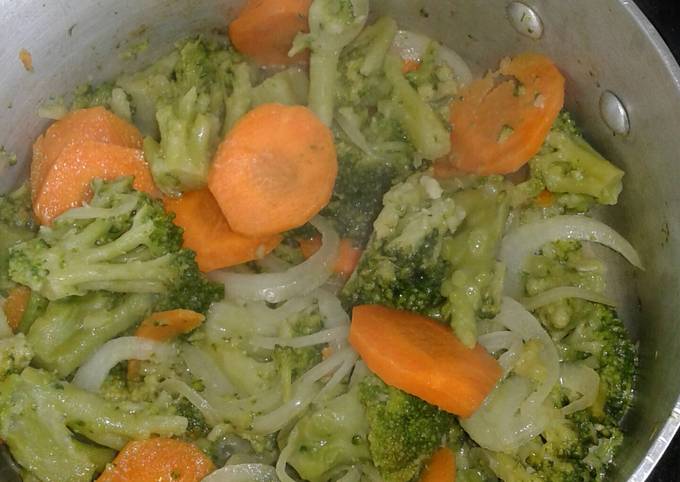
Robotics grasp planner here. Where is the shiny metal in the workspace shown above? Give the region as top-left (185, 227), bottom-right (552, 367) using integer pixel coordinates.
top-left (600, 90), bottom-right (631, 136)
top-left (506, 2), bottom-right (543, 39)
top-left (1, 0), bottom-right (680, 480)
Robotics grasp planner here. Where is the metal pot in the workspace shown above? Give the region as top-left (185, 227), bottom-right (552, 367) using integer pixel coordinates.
top-left (0, 0), bottom-right (678, 480)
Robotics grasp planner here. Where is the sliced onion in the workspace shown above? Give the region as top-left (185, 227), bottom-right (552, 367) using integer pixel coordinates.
top-left (391, 30), bottom-right (473, 85)
top-left (478, 331), bottom-right (524, 376)
top-left (202, 464), bottom-right (279, 482)
top-left (336, 107), bottom-right (386, 161)
top-left (257, 254), bottom-right (292, 273)
top-left (72, 336), bottom-right (174, 392)
top-left (521, 286), bottom-right (616, 312)
top-left (276, 431), bottom-right (298, 482)
top-left (181, 344), bottom-right (235, 396)
top-left (160, 378), bottom-right (222, 427)
top-left (250, 326), bottom-right (349, 350)
top-left (0, 300), bottom-right (13, 339)
top-left (215, 217), bottom-right (340, 303)
top-left (316, 289), bottom-right (350, 328)
top-left (500, 215), bottom-right (643, 298)
top-left (560, 363), bottom-right (600, 415)
top-left (337, 468), bottom-right (361, 482)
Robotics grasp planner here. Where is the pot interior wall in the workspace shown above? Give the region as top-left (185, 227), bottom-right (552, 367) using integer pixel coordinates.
top-left (1, 0), bottom-right (680, 480)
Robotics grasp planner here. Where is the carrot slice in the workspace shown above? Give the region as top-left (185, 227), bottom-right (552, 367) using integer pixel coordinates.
top-left (31, 106), bottom-right (143, 202)
top-left (208, 103), bottom-right (337, 237)
top-left (33, 140), bottom-right (157, 225)
top-left (349, 305), bottom-right (502, 417)
top-left (3, 286), bottom-right (31, 332)
top-left (420, 447), bottom-right (456, 482)
top-left (229, 0), bottom-right (312, 65)
top-left (402, 59), bottom-right (422, 74)
top-left (449, 53), bottom-right (564, 175)
top-left (164, 189), bottom-right (281, 272)
top-left (96, 438), bottom-right (214, 482)
top-left (535, 189), bottom-right (555, 208)
top-left (299, 236), bottom-right (362, 278)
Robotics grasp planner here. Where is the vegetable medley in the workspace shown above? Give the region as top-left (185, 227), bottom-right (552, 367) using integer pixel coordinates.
top-left (0, 0), bottom-right (639, 481)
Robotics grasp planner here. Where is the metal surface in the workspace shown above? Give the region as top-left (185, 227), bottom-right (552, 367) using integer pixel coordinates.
top-left (1, 0), bottom-right (680, 480)
top-left (600, 90), bottom-right (631, 136)
top-left (506, 2), bottom-right (543, 39)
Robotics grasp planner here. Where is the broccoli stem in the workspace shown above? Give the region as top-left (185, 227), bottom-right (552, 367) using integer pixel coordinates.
top-left (309, 49), bottom-right (341, 126)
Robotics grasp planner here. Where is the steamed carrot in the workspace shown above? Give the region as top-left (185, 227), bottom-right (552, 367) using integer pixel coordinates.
top-left (535, 189), bottom-right (555, 208)
top-left (33, 140), bottom-right (157, 225)
top-left (128, 309), bottom-right (205, 380)
top-left (3, 286), bottom-right (31, 332)
top-left (96, 438), bottom-right (214, 482)
top-left (349, 305), bottom-right (502, 417)
top-left (164, 189), bottom-right (281, 272)
top-left (448, 53), bottom-right (564, 175)
top-left (208, 103), bottom-right (337, 237)
top-left (402, 59), bottom-right (422, 74)
top-left (420, 447), bottom-right (457, 482)
top-left (31, 106), bottom-right (143, 202)
top-left (229, 0), bottom-right (312, 65)
top-left (299, 236), bottom-right (362, 278)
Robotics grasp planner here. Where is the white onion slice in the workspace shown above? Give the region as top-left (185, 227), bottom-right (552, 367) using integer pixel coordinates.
top-left (276, 434), bottom-right (297, 482)
top-left (316, 288), bottom-right (350, 328)
top-left (202, 464), bottom-right (279, 482)
top-left (257, 254), bottom-right (292, 273)
top-left (181, 344), bottom-right (235, 396)
top-left (478, 331), bottom-right (524, 376)
top-left (160, 378), bottom-right (222, 426)
top-left (521, 286), bottom-right (616, 312)
top-left (215, 217), bottom-right (340, 303)
top-left (500, 215), bottom-right (643, 298)
top-left (250, 326), bottom-right (349, 350)
top-left (72, 336), bottom-right (174, 392)
top-left (337, 468), bottom-right (361, 482)
top-left (391, 30), bottom-right (473, 85)
top-left (560, 363), bottom-right (600, 415)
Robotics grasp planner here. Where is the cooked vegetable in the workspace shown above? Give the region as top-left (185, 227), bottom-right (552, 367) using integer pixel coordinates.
top-left (0, 184), bottom-right (39, 292)
top-left (10, 177), bottom-right (222, 310)
top-left (0, 368), bottom-right (187, 482)
top-left (419, 447), bottom-right (456, 482)
top-left (299, 236), bottom-right (362, 278)
top-left (96, 438), bottom-right (214, 482)
top-left (449, 53), bottom-right (565, 174)
top-left (208, 103), bottom-right (337, 236)
top-left (349, 304), bottom-right (502, 417)
top-left (3, 285), bottom-right (30, 331)
top-left (229, 0), bottom-right (312, 66)
top-left (0, 334), bottom-right (33, 380)
top-left (164, 188), bottom-right (281, 272)
top-left (529, 112), bottom-right (625, 205)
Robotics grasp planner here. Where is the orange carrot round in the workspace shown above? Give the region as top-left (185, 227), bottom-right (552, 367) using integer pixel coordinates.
top-left (31, 107), bottom-right (143, 202)
top-left (420, 447), bottom-right (457, 482)
top-left (33, 140), bottom-right (157, 225)
top-left (349, 305), bottom-right (502, 417)
top-left (449, 53), bottom-right (564, 175)
top-left (208, 103), bottom-right (337, 237)
top-left (229, 0), bottom-right (312, 65)
top-left (164, 189), bottom-right (281, 272)
top-left (3, 286), bottom-right (31, 332)
top-left (299, 236), bottom-right (362, 278)
top-left (96, 438), bottom-right (214, 482)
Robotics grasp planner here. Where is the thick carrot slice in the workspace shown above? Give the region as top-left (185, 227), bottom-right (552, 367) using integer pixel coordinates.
top-left (229, 0), bottom-right (312, 65)
top-left (349, 305), bottom-right (502, 417)
top-left (299, 236), bottom-right (362, 278)
top-left (164, 189), bottom-right (281, 272)
top-left (33, 140), bottom-right (157, 225)
top-left (402, 59), bottom-right (422, 74)
top-left (208, 103), bottom-right (337, 237)
top-left (420, 447), bottom-right (456, 482)
top-left (96, 438), bottom-right (214, 482)
top-left (449, 53), bottom-right (564, 175)
top-left (3, 286), bottom-right (31, 332)
top-left (31, 106), bottom-right (143, 202)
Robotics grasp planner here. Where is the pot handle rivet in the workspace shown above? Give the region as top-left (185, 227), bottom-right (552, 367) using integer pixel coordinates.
top-left (600, 90), bottom-right (630, 136)
top-left (507, 2), bottom-right (543, 39)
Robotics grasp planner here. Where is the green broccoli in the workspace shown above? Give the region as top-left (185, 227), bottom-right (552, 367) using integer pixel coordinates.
top-left (0, 367), bottom-right (187, 482)
top-left (251, 67), bottom-right (309, 108)
top-left (0, 334), bottom-right (33, 380)
top-left (0, 183), bottom-right (38, 293)
top-left (8, 177), bottom-right (222, 311)
top-left (287, 383), bottom-right (371, 481)
top-left (359, 374), bottom-right (457, 482)
top-left (291, 0), bottom-right (369, 125)
top-left (529, 112), bottom-right (624, 205)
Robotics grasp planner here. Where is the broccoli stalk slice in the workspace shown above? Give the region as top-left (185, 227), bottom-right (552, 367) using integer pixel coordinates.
top-left (529, 112), bottom-right (624, 205)
top-left (224, 62), bottom-right (253, 132)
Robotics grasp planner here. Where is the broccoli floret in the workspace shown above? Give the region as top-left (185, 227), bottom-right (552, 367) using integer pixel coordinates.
top-left (8, 177), bottom-right (222, 311)
top-left (175, 397), bottom-right (211, 440)
top-left (0, 334), bottom-right (33, 380)
top-left (291, 0), bottom-right (369, 125)
top-left (529, 112), bottom-right (624, 206)
top-left (359, 374), bottom-right (457, 482)
top-left (26, 291), bottom-right (156, 377)
top-left (251, 68), bottom-right (309, 107)
top-left (287, 383), bottom-right (371, 481)
top-left (0, 184), bottom-right (38, 293)
top-left (0, 367), bottom-right (187, 482)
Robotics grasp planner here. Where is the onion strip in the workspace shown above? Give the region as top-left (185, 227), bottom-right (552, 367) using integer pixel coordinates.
top-left (521, 286), bottom-right (616, 311)
top-left (250, 326), bottom-right (349, 350)
top-left (202, 464), bottom-right (279, 482)
top-left (160, 378), bottom-right (223, 427)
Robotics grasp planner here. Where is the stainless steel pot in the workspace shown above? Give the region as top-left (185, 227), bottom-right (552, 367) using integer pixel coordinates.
top-left (1, 0), bottom-right (679, 480)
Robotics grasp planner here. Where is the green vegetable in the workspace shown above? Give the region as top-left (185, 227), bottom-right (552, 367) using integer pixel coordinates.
top-left (529, 112), bottom-right (624, 205)
top-left (0, 334), bottom-right (33, 381)
top-left (291, 0), bottom-right (369, 125)
top-left (0, 367), bottom-right (187, 482)
top-left (251, 68), bottom-right (309, 107)
top-left (0, 184), bottom-right (38, 293)
top-left (8, 177), bottom-right (222, 312)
